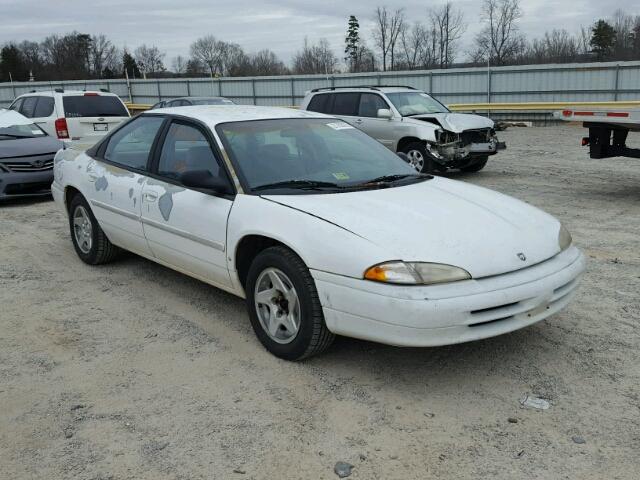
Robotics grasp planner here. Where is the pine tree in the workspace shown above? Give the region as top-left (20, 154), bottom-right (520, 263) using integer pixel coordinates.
top-left (122, 49), bottom-right (141, 78)
top-left (344, 15), bottom-right (360, 72)
top-left (590, 20), bottom-right (616, 60)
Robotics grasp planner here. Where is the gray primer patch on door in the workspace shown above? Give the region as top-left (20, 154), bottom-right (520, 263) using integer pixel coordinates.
top-left (158, 192), bottom-right (173, 221)
top-left (95, 176), bottom-right (108, 191)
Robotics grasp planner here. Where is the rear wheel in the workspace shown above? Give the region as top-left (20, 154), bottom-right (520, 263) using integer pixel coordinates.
top-left (400, 142), bottom-right (438, 173)
top-left (460, 156), bottom-right (489, 172)
top-left (68, 194), bottom-right (120, 265)
top-left (246, 246), bottom-right (334, 360)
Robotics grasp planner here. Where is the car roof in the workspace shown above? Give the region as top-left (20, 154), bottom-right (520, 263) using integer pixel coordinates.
top-left (173, 96), bottom-right (229, 101)
top-left (309, 86), bottom-right (420, 94)
top-left (143, 105), bottom-right (329, 126)
top-left (18, 90), bottom-right (119, 97)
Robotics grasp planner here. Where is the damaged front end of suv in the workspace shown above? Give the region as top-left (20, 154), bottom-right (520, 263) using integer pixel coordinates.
top-left (428, 127), bottom-right (503, 167)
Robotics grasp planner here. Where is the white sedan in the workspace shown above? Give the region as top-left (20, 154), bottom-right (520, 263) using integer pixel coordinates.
top-left (52, 105), bottom-right (585, 360)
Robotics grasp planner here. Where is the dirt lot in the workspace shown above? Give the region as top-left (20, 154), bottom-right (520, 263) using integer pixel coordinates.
top-left (1, 124), bottom-right (639, 479)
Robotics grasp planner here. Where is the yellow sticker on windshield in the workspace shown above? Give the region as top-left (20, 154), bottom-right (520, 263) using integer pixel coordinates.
top-left (332, 172), bottom-right (350, 180)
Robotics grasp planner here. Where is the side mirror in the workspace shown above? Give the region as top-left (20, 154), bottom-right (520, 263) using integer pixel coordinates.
top-left (377, 108), bottom-right (393, 119)
top-left (180, 169), bottom-right (231, 194)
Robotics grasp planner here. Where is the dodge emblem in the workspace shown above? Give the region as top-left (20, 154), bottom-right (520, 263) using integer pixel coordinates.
top-left (517, 253), bottom-right (527, 261)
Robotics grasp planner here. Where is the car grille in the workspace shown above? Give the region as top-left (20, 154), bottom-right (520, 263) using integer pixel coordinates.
top-left (460, 128), bottom-right (493, 145)
top-left (0, 154), bottom-right (55, 172)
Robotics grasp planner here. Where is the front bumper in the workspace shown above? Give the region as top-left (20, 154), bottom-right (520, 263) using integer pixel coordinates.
top-left (0, 170), bottom-right (53, 199)
top-left (312, 246), bottom-right (585, 347)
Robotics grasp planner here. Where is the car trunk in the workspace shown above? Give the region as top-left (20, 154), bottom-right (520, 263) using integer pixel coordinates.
top-left (62, 94), bottom-right (129, 143)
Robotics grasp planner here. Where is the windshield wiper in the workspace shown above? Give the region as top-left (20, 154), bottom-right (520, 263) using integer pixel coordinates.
top-left (0, 133), bottom-right (35, 139)
top-left (253, 179), bottom-right (344, 191)
top-left (362, 173), bottom-right (430, 184)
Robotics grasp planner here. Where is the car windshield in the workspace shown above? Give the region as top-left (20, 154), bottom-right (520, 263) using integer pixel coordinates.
top-left (192, 98), bottom-right (234, 105)
top-left (217, 118), bottom-right (427, 194)
top-left (0, 122), bottom-right (46, 140)
top-left (386, 92), bottom-right (450, 116)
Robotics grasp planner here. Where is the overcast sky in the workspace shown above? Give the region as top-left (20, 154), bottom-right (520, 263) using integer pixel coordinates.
top-left (1, 0), bottom-right (638, 65)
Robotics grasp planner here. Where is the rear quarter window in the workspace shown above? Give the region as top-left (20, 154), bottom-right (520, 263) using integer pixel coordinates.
top-left (306, 94), bottom-right (330, 113)
top-left (63, 95), bottom-right (128, 118)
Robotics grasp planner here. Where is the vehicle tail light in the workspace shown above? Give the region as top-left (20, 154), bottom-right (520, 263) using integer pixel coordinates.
top-left (581, 137), bottom-right (590, 146)
top-left (562, 110), bottom-right (572, 117)
top-left (84, 92), bottom-right (99, 96)
top-left (55, 118), bottom-right (69, 139)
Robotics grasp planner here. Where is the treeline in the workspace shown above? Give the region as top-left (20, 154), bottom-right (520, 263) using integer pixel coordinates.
top-left (0, 1), bottom-right (639, 83)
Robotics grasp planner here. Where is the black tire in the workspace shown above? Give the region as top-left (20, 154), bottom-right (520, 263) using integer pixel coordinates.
top-left (460, 156), bottom-right (489, 172)
top-left (245, 246), bottom-right (334, 360)
top-left (400, 141), bottom-right (438, 173)
top-left (68, 194), bottom-right (120, 265)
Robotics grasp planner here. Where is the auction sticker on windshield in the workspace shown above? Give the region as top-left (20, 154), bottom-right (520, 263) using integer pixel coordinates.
top-left (326, 122), bottom-right (354, 130)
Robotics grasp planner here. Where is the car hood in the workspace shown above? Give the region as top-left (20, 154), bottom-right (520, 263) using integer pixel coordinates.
top-left (263, 177), bottom-right (563, 278)
top-left (0, 136), bottom-right (63, 159)
top-left (408, 113), bottom-right (494, 133)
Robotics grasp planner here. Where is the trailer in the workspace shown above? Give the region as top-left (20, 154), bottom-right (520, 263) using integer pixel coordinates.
top-left (555, 108), bottom-right (640, 159)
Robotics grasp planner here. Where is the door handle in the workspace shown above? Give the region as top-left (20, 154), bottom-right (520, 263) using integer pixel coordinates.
top-left (143, 192), bottom-right (158, 202)
top-left (355, 118), bottom-right (363, 124)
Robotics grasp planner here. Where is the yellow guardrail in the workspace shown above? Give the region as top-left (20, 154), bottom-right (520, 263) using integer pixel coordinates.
top-left (448, 101), bottom-right (640, 111)
top-left (124, 102), bottom-right (152, 114)
top-left (124, 100), bottom-right (640, 115)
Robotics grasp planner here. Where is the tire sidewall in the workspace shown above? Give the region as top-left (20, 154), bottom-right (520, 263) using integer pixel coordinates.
top-left (68, 195), bottom-right (101, 264)
top-left (401, 142), bottom-right (437, 173)
top-left (245, 248), bottom-right (321, 360)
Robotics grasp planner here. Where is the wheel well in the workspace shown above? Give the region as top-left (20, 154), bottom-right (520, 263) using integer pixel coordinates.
top-left (64, 186), bottom-right (81, 212)
top-left (235, 235), bottom-right (289, 289)
top-left (396, 137), bottom-right (423, 152)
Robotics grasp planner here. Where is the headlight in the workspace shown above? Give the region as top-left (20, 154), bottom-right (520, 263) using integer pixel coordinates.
top-left (364, 261), bottom-right (471, 285)
top-left (558, 224), bottom-right (572, 251)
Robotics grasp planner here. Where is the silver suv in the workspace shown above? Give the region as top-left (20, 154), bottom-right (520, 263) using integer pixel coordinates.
top-left (300, 86), bottom-right (503, 173)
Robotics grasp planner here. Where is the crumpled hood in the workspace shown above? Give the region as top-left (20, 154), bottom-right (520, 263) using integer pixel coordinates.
top-left (264, 177), bottom-right (563, 278)
top-left (0, 136), bottom-right (63, 159)
top-left (408, 112), bottom-right (494, 133)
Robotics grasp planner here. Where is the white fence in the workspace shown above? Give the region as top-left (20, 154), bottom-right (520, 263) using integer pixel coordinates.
top-left (1, 60), bottom-right (639, 109)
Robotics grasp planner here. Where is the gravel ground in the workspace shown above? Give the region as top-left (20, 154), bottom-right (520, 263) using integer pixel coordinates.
top-left (1, 124), bottom-right (639, 479)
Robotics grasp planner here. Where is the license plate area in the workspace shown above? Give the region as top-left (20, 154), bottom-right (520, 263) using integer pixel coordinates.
top-left (93, 123), bottom-right (108, 132)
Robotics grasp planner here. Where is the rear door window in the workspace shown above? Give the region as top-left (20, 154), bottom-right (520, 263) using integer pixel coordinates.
top-left (103, 116), bottom-right (165, 171)
top-left (20, 97), bottom-right (38, 118)
top-left (33, 96), bottom-right (54, 117)
top-left (63, 95), bottom-right (128, 118)
top-left (331, 93), bottom-right (360, 116)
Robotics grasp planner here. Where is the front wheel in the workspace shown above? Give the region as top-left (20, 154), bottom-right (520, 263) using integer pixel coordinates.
top-left (460, 156), bottom-right (489, 172)
top-left (245, 246), bottom-right (334, 360)
top-left (400, 142), bottom-right (438, 173)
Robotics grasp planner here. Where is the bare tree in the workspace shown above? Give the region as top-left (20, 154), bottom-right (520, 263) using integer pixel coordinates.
top-left (473, 0), bottom-right (524, 65)
top-left (372, 6), bottom-right (405, 71)
top-left (429, 2), bottom-right (466, 68)
top-left (292, 38), bottom-right (338, 75)
top-left (171, 55), bottom-right (187, 75)
top-left (399, 23), bottom-right (432, 70)
top-left (250, 49), bottom-right (288, 76)
top-left (190, 35), bottom-right (226, 77)
top-left (90, 35), bottom-right (118, 77)
top-left (134, 44), bottom-right (165, 78)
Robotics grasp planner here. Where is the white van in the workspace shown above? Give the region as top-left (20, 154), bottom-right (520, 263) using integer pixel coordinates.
top-left (9, 90), bottom-right (130, 147)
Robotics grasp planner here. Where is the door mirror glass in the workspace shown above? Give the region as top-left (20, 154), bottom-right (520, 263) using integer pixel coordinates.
top-left (377, 108), bottom-right (393, 119)
top-left (180, 169), bottom-right (230, 194)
